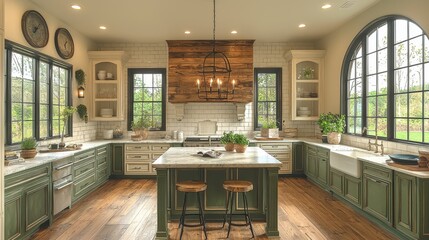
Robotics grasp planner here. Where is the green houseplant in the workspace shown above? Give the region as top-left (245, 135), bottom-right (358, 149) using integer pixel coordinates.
top-left (260, 118), bottom-right (279, 138)
top-left (234, 133), bottom-right (250, 153)
top-left (76, 104), bottom-right (88, 123)
top-left (20, 137), bottom-right (38, 159)
top-left (220, 131), bottom-right (235, 151)
top-left (316, 113), bottom-right (346, 144)
top-left (131, 115), bottom-right (152, 141)
top-left (75, 69), bottom-right (86, 86)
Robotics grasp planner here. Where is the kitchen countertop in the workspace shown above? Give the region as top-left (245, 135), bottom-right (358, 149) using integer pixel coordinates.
top-left (152, 147), bottom-right (282, 168)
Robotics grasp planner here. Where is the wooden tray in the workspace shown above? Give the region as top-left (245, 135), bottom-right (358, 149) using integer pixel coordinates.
top-left (254, 137), bottom-right (284, 140)
top-left (386, 160), bottom-right (429, 171)
top-left (39, 147), bottom-right (81, 153)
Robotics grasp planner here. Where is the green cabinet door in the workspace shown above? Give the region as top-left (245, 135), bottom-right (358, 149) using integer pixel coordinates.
top-left (394, 172), bottom-right (417, 238)
top-left (5, 188), bottom-right (22, 240)
top-left (363, 174), bottom-right (392, 225)
top-left (329, 169), bottom-right (343, 195)
top-left (292, 142), bottom-right (304, 175)
top-left (317, 157), bottom-right (328, 185)
top-left (111, 144), bottom-right (124, 176)
top-left (205, 169), bottom-right (229, 210)
top-left (306, 154), bottom-right (317, 180)
top-left (24, 179), bottom-right (50, 232)
top-left (344, 174), bottom-right (361, 207)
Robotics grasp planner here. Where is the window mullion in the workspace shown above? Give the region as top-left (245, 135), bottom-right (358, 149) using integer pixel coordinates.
top-left (48, 63), bottom-right (53, 138)
top-left (5, 48), bottom-right (12, 145)
top-left (362, 39), bottom-right (368, 136)
top-left (387, 20), bottom-right (395, 141)
top-left (34, 57), bottom-right (40, 140)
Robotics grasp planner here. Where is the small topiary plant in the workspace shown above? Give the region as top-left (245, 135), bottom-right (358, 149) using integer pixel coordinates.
top-left (21, 137), bottom-right (38, 150)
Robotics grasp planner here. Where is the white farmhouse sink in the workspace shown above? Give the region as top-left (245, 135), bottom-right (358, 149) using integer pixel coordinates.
top-left (330, 149), bottom-right (381, 178)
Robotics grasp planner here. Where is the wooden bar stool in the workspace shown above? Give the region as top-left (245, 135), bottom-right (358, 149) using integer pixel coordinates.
top-left (176, 180), bottom-right (208, 240)
top-left (222, 180), bottom-right (255, 238)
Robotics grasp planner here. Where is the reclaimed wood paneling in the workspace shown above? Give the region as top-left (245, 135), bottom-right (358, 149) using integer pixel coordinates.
top-left (167, 40), bottom-right (254, 103)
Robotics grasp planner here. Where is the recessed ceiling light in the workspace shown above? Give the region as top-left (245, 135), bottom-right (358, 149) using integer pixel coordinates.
top-left (184, 31), bottom-right (191, 34)
top-left (99, 26), bottom-right (107, 30)
top-left (71, 5), bottom-right (81, 10)
top-left (231, 30), bottom-right (238, 34)
top-left (299, 24), bottom-right (306, 28)
top-left (322, 4), bottom-right (332, 9)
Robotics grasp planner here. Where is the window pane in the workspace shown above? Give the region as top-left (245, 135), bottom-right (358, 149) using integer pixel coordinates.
top-left (153, 74), bottom-right (162, 87)
top-left (409, 92), bottom-right (422, 117)
top-left (153, 88), bottom-right (162, 101)
top-left (23, 121), bottom-right (33, 138)
top-left (409, 65), bottom-right (423, 91)
top-left (367, 75), bottom-right (377, 96)
top-left (258, 88), bottom-right (267, 101)
top-left (425, 92), bottom-right (429, 118)
top-left (134, 88), bottom-right (143, 101)
top-left (267, 88), bottom-right (276, 101)
top-left (395, 118), bottom-right (408, 140)
top-left (378, 73), bottom-right (388, 94)
top-left (153, 103), bottom-right (162, 115)
top-left (377, 96), bottom-right (387, 117)
top-left (367, 118), bottom-right (376, 136)
top-left (144, 74), bottom-right (153, 87)
top-left (377, 118), bottom-right (387, 137)
top-left (378, 24), bottom-right (388, 49)
top-left (349, 60), bottom-right (356, 79)
top-left (134, 74), bottom-right (143, 87)
top-left (11, 53), bottom-right (23, 77)
top-left (356, 58), bottom-right (363, 77)
top-left (143, 88), bottom-right (153, 101)
top-left (348, 117), bottom-right (355, 133)
top-left (395, 94), bottom-right (408, 117)
top-left (425, 36), bottom-right (429, 62)
top-left (258, 102), bottom-right (267, 115)
top-left (409, 119), bottom-right (423, 142)
top-left (394, 68), bottom-right (408, 93)
top-left (11, 122), bottom-right (22, 143)
top-left (23, 56), bottom-right (34, 80)
top-left (425, 63), bottom-right (429, 90)
top-left (12, 103), bottom-right (22, 121)
top-left (425, 120), bottom-right (429, 143)
top-left (409, 36), bottom-right (423, 65)
top-left (395, 19), bottom-right (408, 43)
top-left (367, 53), bottom-right (377, 75)
top-left (395, 42), bottom-right (408, 68)
top-left (356, 118), bottom-right (362, 134)
top-left (348, 99), bottom-right (355, 116)
top-left (40, 105), bottom-right (49, 120)
top-left (347, 80), bottom-right (355, 98)
top-left (356, 78), bottom-right (363, 97)
top-left (356, 98), bottom-right (362, 116)
top-left (367, 30), bottom-right (377, 53)
top-left (409, 22), bottom-right (423, 38)
top-left (11, 78), bottom-right (22, 102)
top-left (367, 96), bottom-right (376, 117)
top-left (378, 49), bottom-right (387, 72)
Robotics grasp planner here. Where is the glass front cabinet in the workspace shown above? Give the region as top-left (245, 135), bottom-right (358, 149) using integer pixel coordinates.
top-left (286, 50), bottom-right (325, 120)
top-left (88, 51), bottom-right (127, 121)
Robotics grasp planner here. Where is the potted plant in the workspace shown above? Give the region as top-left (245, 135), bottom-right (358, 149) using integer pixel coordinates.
top-left (234, 133), bottom-right (250, 153)
top-left (20, 137), bottom-right (38, 159)
top-left (131, 115), bottom-right (152, 140)
top-left (220, 131), bottom-right (235, 151)
top-left (75, 69), bottom-right (86, 86)
top-left (76, 104), bottom-right (88, 123)
top-left (316, 113), bottom-right (346, 144)
top-left (260, 118), bottom-right (279, 138)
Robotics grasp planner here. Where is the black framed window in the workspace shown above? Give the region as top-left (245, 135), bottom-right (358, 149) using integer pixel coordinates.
top-left (127, 68), bottom-right (166, 131)
top-left (254, 68), bottom-right (282, 130)
top-left (5, 41), bottom-right (72, 145)
top-left (342, 16), bottom-right (429, 144)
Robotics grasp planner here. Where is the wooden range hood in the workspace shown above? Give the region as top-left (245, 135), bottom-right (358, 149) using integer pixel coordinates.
top-left (167, 40), bottom-right (255, 103)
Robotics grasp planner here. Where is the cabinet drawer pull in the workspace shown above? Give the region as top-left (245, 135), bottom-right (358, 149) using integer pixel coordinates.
top-left (367, 177), bottom-right (381, 184)
top-left (80, 168), bottom-right (90, 174)
top-left (133, 167), bottom-right (142, 170)
top-left (321, 159), bottom-right (326, 162)
top-left (6, 172), bottom-right (47, 190)
top-left (55, 181), bottom-right (73, 190)
top-left (55, 162), bottom-right (73, 170)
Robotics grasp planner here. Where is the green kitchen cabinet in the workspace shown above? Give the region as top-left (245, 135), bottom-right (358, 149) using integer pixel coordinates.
top-left (394, 172), bottom-right (417, 239)
top-left (111, 143), bottom-right (124, 176)
top-left (362, 162), bottom-right (392, 226)
top-left (72, 149), bottom-right (96, 203)
top-left (329, 168), bottom-right (361, 207)
top-left (305, 144), bottom-right (329, 188)
top-left (5, 164), bottom-right (51, 240)
top-left (96, 144), bottom-right (111, 185)
top-left (292, 142), bottom-right (304, 175)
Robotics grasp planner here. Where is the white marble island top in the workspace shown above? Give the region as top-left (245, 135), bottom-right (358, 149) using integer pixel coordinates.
top-left (152, 147), bottom-right (282, 169)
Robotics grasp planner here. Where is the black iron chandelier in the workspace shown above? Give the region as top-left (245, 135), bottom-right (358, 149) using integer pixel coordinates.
top-left (197, 0), bottom-right (236, 100)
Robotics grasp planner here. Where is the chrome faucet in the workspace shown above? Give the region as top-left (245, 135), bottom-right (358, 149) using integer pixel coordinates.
top-left (365, 127), bottom-right (384, 155)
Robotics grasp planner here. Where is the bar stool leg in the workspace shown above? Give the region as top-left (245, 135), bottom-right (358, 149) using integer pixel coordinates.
top-left (179, 192), bottom-right (188, 240)
top-left (222, 191), bottom-right (231, 228)
top-left (197, 192), bottom-right (208, 240)
top-left (227, 192), bottom-right (235, 238)
top-left (243, 192), bottom-right (255, 239)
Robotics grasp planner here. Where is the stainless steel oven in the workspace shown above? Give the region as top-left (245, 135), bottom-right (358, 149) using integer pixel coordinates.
top-left (183, 136), bottom-right (223, 147)
top-left (52, 157), bottom-right (73, 215)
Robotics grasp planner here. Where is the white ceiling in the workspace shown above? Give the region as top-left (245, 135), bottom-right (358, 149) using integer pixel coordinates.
top-left (31, 0), bottom-right (380, 43)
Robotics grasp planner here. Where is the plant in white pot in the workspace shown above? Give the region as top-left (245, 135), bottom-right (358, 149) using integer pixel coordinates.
top-left (220, 131), bottom-right (235, 151)
top-left (316, 113), bottom-right (346, 144)
top-left (260, 118), bottom-right (279, 138)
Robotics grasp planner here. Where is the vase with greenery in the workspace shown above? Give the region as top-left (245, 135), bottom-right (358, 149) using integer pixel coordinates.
top-left (220, 131), bottom-right (235, 151)
top-left (131, 115), bottom-right (152, 140)
top-left (260, 118), bottom-right (279, 138)
top-left (60, 106), bottom-right (77, 148)
top-left (76, 104), bottom-right (88, 123)
top-left (316, 113), bottom-right (346, 144)
top-left (20, 137), bottom-right (38, 159)
top-left (234, 133), bottom-right (250, 153)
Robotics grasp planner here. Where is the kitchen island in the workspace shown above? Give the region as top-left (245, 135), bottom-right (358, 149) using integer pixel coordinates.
top-left (152, 147), bottom-right (282, 239)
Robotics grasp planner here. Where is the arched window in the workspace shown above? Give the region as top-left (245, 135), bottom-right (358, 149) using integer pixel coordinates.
top-left (342, 16), bottom-right (429, 143)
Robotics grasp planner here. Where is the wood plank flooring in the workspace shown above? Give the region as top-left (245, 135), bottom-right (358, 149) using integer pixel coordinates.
top-left (31, 177), bottom-right (396, 240)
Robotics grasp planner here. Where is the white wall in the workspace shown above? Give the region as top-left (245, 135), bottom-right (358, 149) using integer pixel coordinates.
top-left (4, 0), bottom-right (98, 144)
top-left (96, 41), bottom-right (318, 138)
top-left (317, 0), bottom-right (429, 113)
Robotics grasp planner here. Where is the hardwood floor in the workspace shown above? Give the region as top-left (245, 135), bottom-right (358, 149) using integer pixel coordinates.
top-left (31, 177), bottom-right (396, 240)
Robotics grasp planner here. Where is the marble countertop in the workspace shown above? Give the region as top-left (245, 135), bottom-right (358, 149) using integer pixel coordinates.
top-left (152, 147), bottom-right (282, 169)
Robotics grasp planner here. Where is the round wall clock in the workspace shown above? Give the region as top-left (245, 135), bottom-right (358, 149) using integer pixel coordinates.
top-left (55, 28), bottom-right (74, 59)
top-left (21, 10), bottom-right (49, 48)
